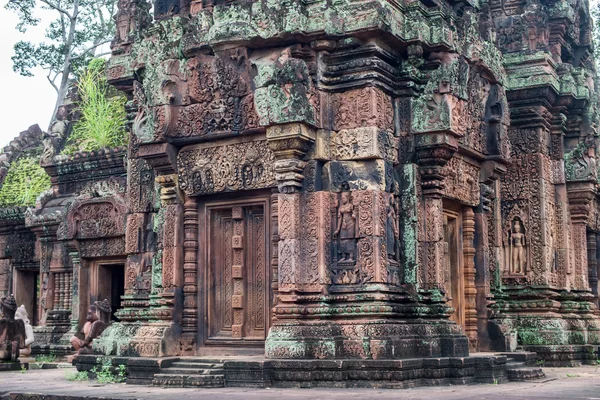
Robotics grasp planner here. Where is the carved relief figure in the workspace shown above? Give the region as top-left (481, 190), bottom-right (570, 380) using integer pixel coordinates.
top-left (508, 218), bottom-right (527, 275)
top-left (14, 305), bottom-right (34, 357)
top-left (69, 300), bottom-right (111, 355)
top-left (387, 193), bottom-right (399, 261)
top-left (0, 295), bottom-right (26, 362)
top-left (334, 192), bottom-right (356, 264)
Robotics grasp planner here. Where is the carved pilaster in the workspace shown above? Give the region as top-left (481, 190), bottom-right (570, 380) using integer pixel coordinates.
top-left (417, 145), bottom-right (455, 294)
top-left (567, 181), bottom-right (595, 291)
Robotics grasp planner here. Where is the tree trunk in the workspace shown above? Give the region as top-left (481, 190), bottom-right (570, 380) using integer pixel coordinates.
top-left (47, 0), bottom-right (79, 130)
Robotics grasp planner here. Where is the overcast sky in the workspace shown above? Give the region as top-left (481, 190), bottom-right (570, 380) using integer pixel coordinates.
top-left (0, 5), bottom-right (56, 149)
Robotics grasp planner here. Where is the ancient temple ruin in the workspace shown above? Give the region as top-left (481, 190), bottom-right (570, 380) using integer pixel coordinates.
top-left (1, 0), bottom-right (600, 386)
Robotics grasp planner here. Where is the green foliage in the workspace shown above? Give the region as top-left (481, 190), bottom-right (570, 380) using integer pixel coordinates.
top-left (20, 364), bottom-right (27, 373)
top-left (62, 59), bottom-right (128, 154)
top-left (5, 0), bottom-right (118, 111)
top-left (35, 353), bottom-right (57, 363)
top-left (593, 2), bottom-right (600, 53)
top-left (91, 357), bottom-right (127, 384)
top-left (65, 370), bottom-right (90, 381)
top-left (0, 156), bottom-right (51, 207)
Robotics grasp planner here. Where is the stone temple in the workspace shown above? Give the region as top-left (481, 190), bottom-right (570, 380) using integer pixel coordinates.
top-left (1, 0), bottom-right (600, 387)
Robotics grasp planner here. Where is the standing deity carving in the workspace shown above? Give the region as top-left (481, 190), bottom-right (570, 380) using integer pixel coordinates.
top-left (334, 191), bottom-right (356, 265)
top-left (507, 218), bottom-right (527, 275)
top-left (387, 193), bottom-right (400, 261)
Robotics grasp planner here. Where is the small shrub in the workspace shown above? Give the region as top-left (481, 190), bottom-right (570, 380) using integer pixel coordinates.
top-left (91, 357), bottom-right (126, 384)
top-left (65, 371), bottom-right (89, 381)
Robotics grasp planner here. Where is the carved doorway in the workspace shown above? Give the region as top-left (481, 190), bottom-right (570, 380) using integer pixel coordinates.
top-left (199, 195), bottom-right (271, 351)
top-left (443, 207), bottom-right (465, 330)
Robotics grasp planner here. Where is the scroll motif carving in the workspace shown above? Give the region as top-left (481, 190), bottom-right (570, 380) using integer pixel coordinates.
top-left (332, 87), bottom-right (394, 133)
top-left (178, 139), bottom-right (277, 196)
top-left (60, 198), bottom-right (127, 240)
top-left (442, 157), bottom-right (480, 206)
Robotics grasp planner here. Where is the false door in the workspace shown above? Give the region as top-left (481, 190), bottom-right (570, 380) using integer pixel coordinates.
top-left (204, 200), bottom-right (270, 346)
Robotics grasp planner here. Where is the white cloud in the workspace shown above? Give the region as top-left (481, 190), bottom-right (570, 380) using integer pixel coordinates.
top-left (0, 6), bottom-right (58, 149)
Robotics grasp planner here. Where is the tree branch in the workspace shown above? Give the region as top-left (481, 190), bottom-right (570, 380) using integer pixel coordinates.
top-left (72, 39), bottom-right (112, 60)
top-left (40, 0), bottom-right (73, 20)
top-left (46, 72), bottom-right (59, 93)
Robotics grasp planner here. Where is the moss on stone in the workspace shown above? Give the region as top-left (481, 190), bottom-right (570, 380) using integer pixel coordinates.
top-left (0, 156), bottom-right (51, 207)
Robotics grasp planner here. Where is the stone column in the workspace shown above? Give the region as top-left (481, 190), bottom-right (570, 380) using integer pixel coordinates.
top-left (181, 197), bottom-right (199, 354)
top-left (462, 207), bottom-right (477, 349)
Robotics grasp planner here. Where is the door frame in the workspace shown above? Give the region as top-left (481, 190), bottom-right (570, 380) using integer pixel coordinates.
top-left (85, 257), bottom-right (126, 325)
top-left (442, 202), bottom-right (465, 330)
top-left (196, 191), bottom-right (272, 353)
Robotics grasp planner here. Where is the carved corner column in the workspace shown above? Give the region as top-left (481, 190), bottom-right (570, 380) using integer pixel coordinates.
top-left (266, 123), bottom-right (322, 296)
top-left (415, 143), bottom-right (457, 298)
top-left (152, 174), bottom-right (183, 323)
top-left (58, 248), bottom-right (82, 343)
top-left (181, 197), bottom-right (199, 354)
top-left (566, 182), bottom-right (595, 291)
top-left (462, 207), bottom-right (477, 349)
top-left (587, 232), bottom-right (598, 305)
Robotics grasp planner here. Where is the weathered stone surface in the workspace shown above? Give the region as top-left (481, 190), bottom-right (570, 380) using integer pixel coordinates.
top-left (0, 0), bottom-right (599, 388)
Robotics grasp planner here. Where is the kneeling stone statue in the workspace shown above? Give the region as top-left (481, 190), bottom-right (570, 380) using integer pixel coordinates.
top-left (0, 295), bottom-right (26, 362)
top-left (70, 299), bottom-right (111, 355)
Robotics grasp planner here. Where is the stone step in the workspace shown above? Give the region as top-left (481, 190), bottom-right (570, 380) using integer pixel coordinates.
top-left (506, 366), bottom-right (545, 382)
top-left (153, 373), bottom-right (225, 388)
top-left (160, 367), bottom-right (225, 375)
top-left (170, 361), bottom-right (221, 369)
top-left (500, 351), bottom-right (538, 366)
top-left (178, 358), bottom-right (226, 364)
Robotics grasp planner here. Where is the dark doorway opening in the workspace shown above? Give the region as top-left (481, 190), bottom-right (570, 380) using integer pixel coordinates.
top-left (97, 263), bottom-right (125, 322)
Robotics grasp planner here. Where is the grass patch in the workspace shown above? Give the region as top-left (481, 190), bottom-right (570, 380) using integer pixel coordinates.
top-left (35, 354), bottom-right (57, 363)
top-left (65, 371), bottom-right (89, 381)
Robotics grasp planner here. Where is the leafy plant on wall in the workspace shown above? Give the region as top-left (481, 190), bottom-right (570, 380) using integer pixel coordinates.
top-left (0, 156), bottom-right (51, 207)
top-left (62, 58), bottom-right (128, 154)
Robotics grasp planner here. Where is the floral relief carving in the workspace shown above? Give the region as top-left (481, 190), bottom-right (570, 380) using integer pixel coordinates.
top-left (178, 138), bottom-right (276, 196)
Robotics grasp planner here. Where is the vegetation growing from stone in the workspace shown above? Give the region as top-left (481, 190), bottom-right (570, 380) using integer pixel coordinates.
top-left (35, 354), bottom-right (57, 363)
top-left (0, 156), bottom-right (50, 207)
top-left (91, 357), bottom-right (127, 384)
top-left (5, 0), bottom-right (118, 119)
top-left (62, 59), bottom-right (128, 155)
top-left (65, 370), bottom-right (89, 381)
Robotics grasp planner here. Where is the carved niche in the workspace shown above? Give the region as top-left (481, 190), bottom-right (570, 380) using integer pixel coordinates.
top-left (178, 137), bottom-right (277, 196)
